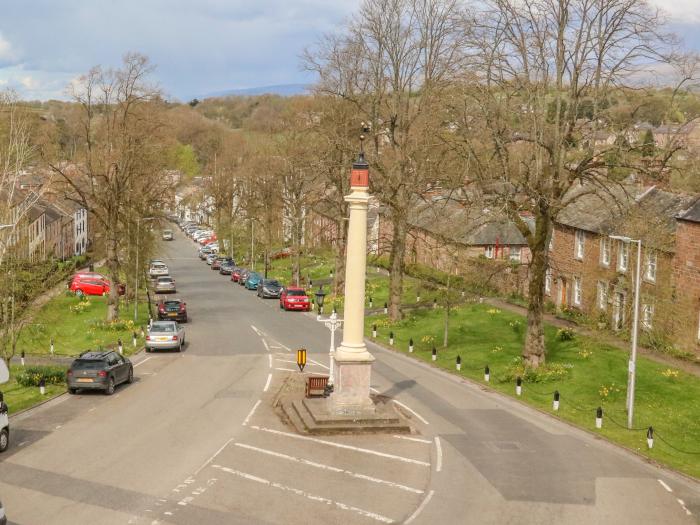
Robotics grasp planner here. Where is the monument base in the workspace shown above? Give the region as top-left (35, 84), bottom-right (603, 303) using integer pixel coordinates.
top-left (331, 345), bottom-right (375, 416)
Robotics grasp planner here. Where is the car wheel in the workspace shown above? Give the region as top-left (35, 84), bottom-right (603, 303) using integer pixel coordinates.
top-left (105, 377), bottom-right (115, 395)
top-left (127, 367), bottom-right (134, 384)
top-left (178, 341), bottom-right (183, 352)
top-left (0, 428), bottom-right (8, 452)
top-left (68, 387), bottom-right (77, 395)
top-left (145, 347), bottom-right (152, 353)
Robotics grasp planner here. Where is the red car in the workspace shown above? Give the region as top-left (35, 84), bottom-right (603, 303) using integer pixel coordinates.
top-left (231, 268), bottom-right (243, 282)
top-left (69, 276), bottom-right (126, 297)
top-left (280, 287), bottom-right (311, 311)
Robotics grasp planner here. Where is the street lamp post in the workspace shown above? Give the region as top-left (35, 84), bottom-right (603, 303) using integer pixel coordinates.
top-left (315, 285), bottom-right (327, 317)
top-left (134, 217), bottom-right (156, 322)
top-left (317, 309), bottom-right (343, 386)
top-left (610, 234), bottom-right (642, 429)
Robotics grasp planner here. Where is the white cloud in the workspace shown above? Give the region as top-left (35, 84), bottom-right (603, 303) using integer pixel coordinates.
top-left (19, 75), bottom-right (38, 90)
top-left (0, 32), bottom-right (14, 62)
top-left (650, 0), bottom-right (700, 24)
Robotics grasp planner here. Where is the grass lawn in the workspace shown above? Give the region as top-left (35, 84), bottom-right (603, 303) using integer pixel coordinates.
top-left (3, 365), bottom-right (66, 414)
top-left (16, 292), bottom-right (151, 358)
top-left (365, 303), bottom-right (700, 480)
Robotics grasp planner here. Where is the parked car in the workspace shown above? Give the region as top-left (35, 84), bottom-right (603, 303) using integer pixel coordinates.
top-left (149, 262), bottom-right (169, 278)
top-left (146, 321), bottom-right (186, 352)
top-left (206, 253), bottom-right (217, 265)
top-left (211, 257), bottom-right (222, 270)
top-left (69, 271), bottom-right (107, 284)
top-left (238, 268), bottom-right (251, 286)
top-left (0, 497), bottom-right (6, 525)
top-left (280, 287), bottom-right (312, 311)
top-left (154, 276), bottom-right (176, 293)
top-left (231, 267), bottom-right (243, 282)
top-left (245, 272), bottom-right (262, 290)
top-left (70, 277), bottom-right (114, 297)
top-left (156, 298), bottom-right (187, 322)
top-left (162, 229), bottom-right (174, 241)
top-left (0, 394), bottom-right (8, 453)
top-left (257, 279), bottom-right (282, 298)
top-left (67, 351), bottom-right (133, 395)
top-left (219, 260), bottom-right (235, 275)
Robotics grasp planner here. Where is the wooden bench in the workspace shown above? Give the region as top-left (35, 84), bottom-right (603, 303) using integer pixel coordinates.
top-left (305, 375), bottom-right (329, 398)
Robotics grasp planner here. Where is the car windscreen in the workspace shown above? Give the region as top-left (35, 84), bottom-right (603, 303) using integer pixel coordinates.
top-left (158, 277), bottom-right (173, 282)
top-left (163, 230), bottom-right (172, 234)
top-left (150, 323), bottom-right (175, 332)
top-left (265, 280), bottom-right (280, 287)
top-left (287, 290), bottom-right (307, 296)
top-left (73, 360), bottom-right (106, 370)
top-left (164, 301), bottom-right (181, 307)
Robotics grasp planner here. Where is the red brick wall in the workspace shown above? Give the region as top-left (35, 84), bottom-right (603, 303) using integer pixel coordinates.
top-left (672, 220), bottom-right (700, 353)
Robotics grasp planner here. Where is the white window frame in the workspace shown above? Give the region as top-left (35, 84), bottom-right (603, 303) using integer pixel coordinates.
top-left (597, 281), bottom-right (608, 310)
top-left (573, 276), bottom-right (582, 306)
top-left (485, 245), bottom-right (494, 259)
top-left (549, 230), bottom-right (554, 252)
top-left (509, 246), bottom-right (522, 262)
top-left (600, 237), bottom-right (611, 267)
top-left (545, 268), bottom-right (552, 294)
top-left (618, 241), bottom-right (629, 272)
top-left (642, 303), bottom-right (654, 330)
top-left (575, 230), bottom-right (585, 260)
top-left (645, 250), bottom-right (657, 283)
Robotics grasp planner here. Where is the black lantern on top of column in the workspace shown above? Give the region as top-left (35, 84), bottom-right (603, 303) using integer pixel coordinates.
top-left (315, 285), bottom-right (327, 316)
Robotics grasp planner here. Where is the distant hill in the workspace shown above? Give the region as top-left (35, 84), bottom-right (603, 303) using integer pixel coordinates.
top-left (203, 84), bottom-right (310, 99)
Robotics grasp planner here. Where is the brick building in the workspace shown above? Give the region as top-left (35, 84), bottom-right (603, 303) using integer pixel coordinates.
top-left (673, 199), bottom-right (700, 351)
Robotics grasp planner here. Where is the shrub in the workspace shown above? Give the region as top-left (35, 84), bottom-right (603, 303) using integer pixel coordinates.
top-left (498, 357), bottom-right (572, 383)
top-left (15, 365), bottom-right (68, 387)
top-left (556, 327), bottom-right (575, 341)
top-left (70, 299), bottom-right (92, 314)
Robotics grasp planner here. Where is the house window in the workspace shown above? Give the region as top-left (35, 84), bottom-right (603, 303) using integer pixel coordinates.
top-left (645, 251), bottom-right (657, 282)
top-left (545, 268), bottom-right (552, 294)
top-left (600, 237), bottom-right (611, 266)
top-left (573, 276), bottom-right (582, 306)
top-left (618, 241), bottom-right (629, 272)
top-left (642, 304), bottom-right (654, 330)
top-left (509, 246), bottom-right (521, 262)
top-left (597, 281), bottom-right (608, 310)
top-left (575, 230), bottom-right (585, 260)
top-left (485, 245), bottom-right (494, 259)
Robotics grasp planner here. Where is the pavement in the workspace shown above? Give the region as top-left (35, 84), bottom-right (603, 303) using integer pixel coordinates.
top-left (0, 230), bottom-right (698, 524)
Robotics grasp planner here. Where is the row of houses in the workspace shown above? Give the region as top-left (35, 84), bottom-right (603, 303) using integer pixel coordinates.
top-left (307, 182), bottom-right (700, 356)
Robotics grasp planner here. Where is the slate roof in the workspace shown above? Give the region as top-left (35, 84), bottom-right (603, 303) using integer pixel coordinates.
top-left (555, 183), bottom-right (640, 234)
top-left (677, 197), bottom-right (700, 224)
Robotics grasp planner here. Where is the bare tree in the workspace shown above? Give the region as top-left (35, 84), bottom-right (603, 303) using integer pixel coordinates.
top-left (448, 0), bottom-right (680, 367)
top-left (304, 0), bottom-right (466, 320)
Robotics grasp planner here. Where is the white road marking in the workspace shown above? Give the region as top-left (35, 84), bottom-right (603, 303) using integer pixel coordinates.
top-left (393, 435), bottom-right (431, 444)
top-left (403, 490), bottom-right (435, 524)
top-left (250, 425), bottom-right (430, 467)
top-left (234, 442), bottom-right (424, 494)
top-left (55, 425), bottom-right (62, 430)
top-left (308, 358), bottom-right (329, 370)
top-left (212, 464), bottom-right (395, 523)
top-left (262, 339), bottom-right (271, 352)
top-left (177, 496), bottom-right (193, 506)
top-left (393, 400), bottom-right (429, 425)
top-left (275, 367), bottom-right (297, 372)
top-left (134, 356), bottom-right (154, 367)
top-left (263, 373), bottom-right (272, 392)
top-left (242, 400), bottom-right (262, 427)
top-left (676, 498), bottom-right (693, 516)
top-left (658, 479), bottom-right (673, 493)
top-left (434, 437), bottom-right (443, 472)
top-left (18, 441), bottom-right (28, 447)
top-left (269, 345), bottom-right (283, 349)
top-left (251, 325), bottom-right (262, 336)
top-left (268, 354), bottom-right (272, 368)
top-left (163, 512), bottom-right (173, 516)
top-left (88, 407), bottom-right (96, 412)
top-left (194, 438), bottom-right (234, 475)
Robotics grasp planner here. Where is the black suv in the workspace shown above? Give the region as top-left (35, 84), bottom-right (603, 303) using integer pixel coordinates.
top-left (67, 351), bottom-right (133, 395)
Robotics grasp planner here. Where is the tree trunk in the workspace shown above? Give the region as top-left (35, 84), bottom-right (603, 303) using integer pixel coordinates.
top-left (105, 235), bottom-right (120, 322)
top-left (523, 216), bottom-right (549, 368)
top-left (388, 215), bottom-right (407, 321)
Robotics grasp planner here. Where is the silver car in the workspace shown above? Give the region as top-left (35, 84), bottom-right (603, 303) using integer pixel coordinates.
top-left (145, 321), bottom-right (186, 352)
top-left (149, 262), bottom-right (169, 278)
top-left (154, 276), bottom-right (176, 293)
top-left (162, 229), bottom-right (173, 241)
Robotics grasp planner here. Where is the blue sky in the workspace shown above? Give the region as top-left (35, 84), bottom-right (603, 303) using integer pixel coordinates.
top-left (0, 0), bottom-right (697, 101)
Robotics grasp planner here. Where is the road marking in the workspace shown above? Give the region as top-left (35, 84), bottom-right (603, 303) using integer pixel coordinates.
top-left (234, 442), bottom-right (424, 494)
top-left (269, 345), bottom-right (283, 349)
top-left (88, 407), bottom-right (96, 412)
top-left (212, 464), bottom-right (395, 523)
top-left (194, 438), bottom-right (234, 475)
top-left (18, 441), bottom-right (27, 447)
top-left (275, 367), bottom-right (297, 372)
top-left (177, 496), bottom-right (193, 506)
top-left (263, 373), bottom-right (272, 392)
top-left (393, 435), bottom-right (432, 444)
top-left (393, 400), bottom-right (429, 425)
top-left (262, 339), bottom-right (271, 352)
top-left (268, 354), bottom-right (272, 368)
top-left (242, 400), bottom-right (262, 427)
top-left (308, 358), bottom-right (329, 370)
top-left (434, 437), bottom-right (443, 472)
top-left (55, 425), bottom-right (62, 430)
top-left (251, 325), bottom-right (262, 336)
top-left (134, 356), bottom-right (154, 367)
top-left (676, 498), bottom-right (692, 516)
top-left (658, 479), bottom-right (673, 493)
top-left (403, 490), bottom-right (435, 524)
top-left (250, 425), bottom-right (430, 466)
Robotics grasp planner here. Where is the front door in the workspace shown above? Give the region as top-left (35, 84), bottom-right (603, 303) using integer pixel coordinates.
top-left (613, 292), bottom-right (625, 330)
top-left (559, 278), bottom-right (568, 308)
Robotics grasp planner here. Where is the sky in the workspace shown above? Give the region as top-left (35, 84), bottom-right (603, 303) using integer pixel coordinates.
top-left (0, 0), bottom-right (698, 102)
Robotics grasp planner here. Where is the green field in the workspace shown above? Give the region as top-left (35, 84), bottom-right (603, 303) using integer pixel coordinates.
top-left (365, 303), bottom-right (700, 479)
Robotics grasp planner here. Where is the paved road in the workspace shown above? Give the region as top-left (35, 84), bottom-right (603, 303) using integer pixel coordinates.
top-left (1, 230), bottom-right (698, 524)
